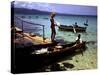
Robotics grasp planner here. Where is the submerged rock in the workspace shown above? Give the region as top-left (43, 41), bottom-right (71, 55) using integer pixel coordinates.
top-left (91, 62), bottom-right (94, 64)
top-left (76, 60), bottom-right (79, 62)
top-left (50, 63), bottom-right (66, 71)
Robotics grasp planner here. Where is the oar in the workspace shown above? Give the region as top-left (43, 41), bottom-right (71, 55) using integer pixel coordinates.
top-left (55, 21), bottom-right (60, 27)
top-left (72, 25), bottom-right (76, 33)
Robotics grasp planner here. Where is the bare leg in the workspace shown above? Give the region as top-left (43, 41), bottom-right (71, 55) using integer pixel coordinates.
top-left (51, 32), bottom-right (53, 42)
top-left (52, 32), bottom-right (56, 42)
top-left (52, 33), bottom-right (54, 42)
top-left (51, 28), bottom-right (56, 42)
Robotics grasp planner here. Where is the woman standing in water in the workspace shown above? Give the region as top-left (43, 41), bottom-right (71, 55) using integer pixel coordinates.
top-left (50, 12), bottom-right (56, 42)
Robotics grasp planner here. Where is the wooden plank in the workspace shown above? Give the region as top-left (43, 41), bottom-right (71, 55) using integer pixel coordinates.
top-left (23, 33), bottom-right (51, 44)
top-left (15, 27), bottom-right (52, 44)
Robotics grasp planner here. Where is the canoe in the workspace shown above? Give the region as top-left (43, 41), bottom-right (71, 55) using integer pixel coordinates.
top-left (31, 41), bottom-right (86, 58)
top-left (28, 41), bottom-right (86, 70)
top-left (14, 41), bottom-right (86, 73)
top-left (58, 25), bottom-right (86, 32)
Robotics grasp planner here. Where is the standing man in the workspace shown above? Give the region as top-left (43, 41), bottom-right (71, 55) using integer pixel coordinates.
top-left (50, 12), bottom-right (56, 42)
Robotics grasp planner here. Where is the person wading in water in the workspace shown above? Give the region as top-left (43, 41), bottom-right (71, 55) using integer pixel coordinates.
top-left (50, 12), bottom-right (56, 42)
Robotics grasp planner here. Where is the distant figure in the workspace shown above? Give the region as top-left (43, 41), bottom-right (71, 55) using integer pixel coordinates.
top-left (84, 19), bottom-right (88, 26)
top-left (75, 22), bottom-right (78, 27)
top-left (75, 34), bottom-right (82, 44)
top-left (50, 12), bottom-right (56, 42)
top-left (75, 22), bottom-right (77, 25)
top-left (75, 34), bottom-right (84, 56)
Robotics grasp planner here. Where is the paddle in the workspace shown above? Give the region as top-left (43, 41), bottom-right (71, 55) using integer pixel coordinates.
top-left (55, 21), bottom-right (61, 27)
top-left (72, 25), bottom-right (76, 33)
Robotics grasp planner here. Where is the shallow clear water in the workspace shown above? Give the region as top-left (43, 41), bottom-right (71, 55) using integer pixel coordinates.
top-left (15, 14), bottom-right (97, 71)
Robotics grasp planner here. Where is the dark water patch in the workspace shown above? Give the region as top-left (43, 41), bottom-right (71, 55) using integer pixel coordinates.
top-left (86, 41), bottom-right (97, 44)
top-left (55, 39), bottom-right (66, 44)
top-left (62, 63), bottom-right (74, 68)
top-left (91, 62), bottom-right (94, 64)
top-left (56, 36), bottom-right (64, 39)
top-left (68, 34), bottom-right (71, 36)
top-left (55, 38), bottom-right (72, 45)
top-left (57, 55), bottom-right (73, 61)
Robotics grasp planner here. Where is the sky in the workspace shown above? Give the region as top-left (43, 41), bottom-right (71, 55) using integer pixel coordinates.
top-left (12, 1), bottom-right (97, 16)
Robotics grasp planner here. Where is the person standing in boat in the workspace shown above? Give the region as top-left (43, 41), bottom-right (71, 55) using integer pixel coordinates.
top-left (50, 12), bottom-right (56, 42)
top-left (75, 34), bottom-right (82, 44)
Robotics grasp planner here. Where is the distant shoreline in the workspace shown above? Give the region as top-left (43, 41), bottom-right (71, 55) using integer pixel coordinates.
top-left (12, 8), bottom-right (97, 17)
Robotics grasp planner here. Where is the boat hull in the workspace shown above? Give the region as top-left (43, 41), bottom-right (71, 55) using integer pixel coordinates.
top-left (32, 41), bottom-right (86, 58)
top-left (59, 25), bottom-right (86, 32)
top-left (14, 41), bottom-right (86, 73)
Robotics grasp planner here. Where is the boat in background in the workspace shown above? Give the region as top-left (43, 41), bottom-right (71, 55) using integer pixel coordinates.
top-left (58, 25), bottom-right (87, 32)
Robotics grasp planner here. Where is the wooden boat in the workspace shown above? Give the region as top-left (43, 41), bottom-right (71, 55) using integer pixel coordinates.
top-left (58, 25), bottom-right (86, 32)
top-left (31, 41), bottom-right (86, 58)
top-left (14, 41), bottom-right (86, 73)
